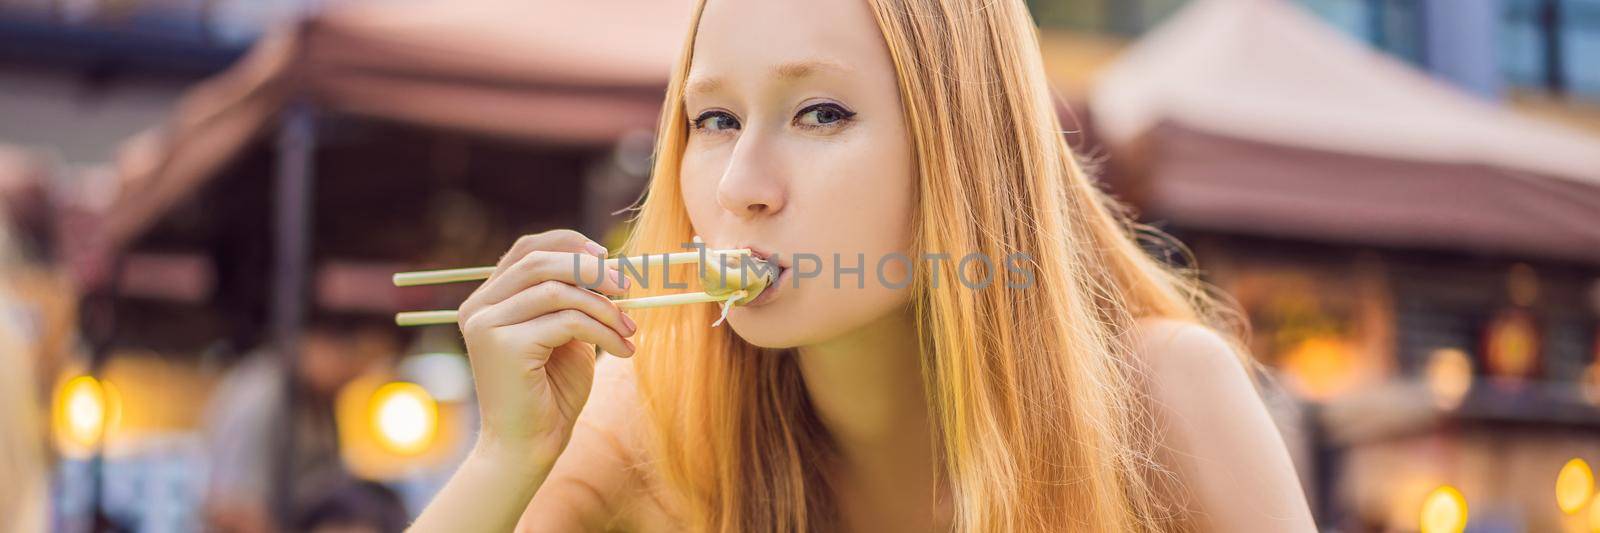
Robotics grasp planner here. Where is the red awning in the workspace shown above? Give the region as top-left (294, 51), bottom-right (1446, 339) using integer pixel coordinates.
top-left (97, 0), bottom-right (694, 256)
top-left (1090, 0), bottom-right (1600, 263)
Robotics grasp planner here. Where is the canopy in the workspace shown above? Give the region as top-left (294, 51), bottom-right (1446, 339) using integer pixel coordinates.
top-left (1090, 0), bottom-right (1600, 263)
top-left (99, 0), bottom-right (693, 255)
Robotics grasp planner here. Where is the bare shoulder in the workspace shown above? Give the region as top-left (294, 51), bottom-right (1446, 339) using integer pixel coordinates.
top-left (1130, 316), bottom-right (1250, 383)
top-left (518, 355), bottom-right (662, 532)
top-left (1128, 315), bottom-right (1262, 443)
top-left (1129, 316), bottom-right (1317, 531)
top-left (1127, 316), bottom-right (1261, 438)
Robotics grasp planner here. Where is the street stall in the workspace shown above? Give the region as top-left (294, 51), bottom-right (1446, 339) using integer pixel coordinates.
top-left (1088, 0), bottom-right (1600, 530)
top-left (59, 0), bottom-right (692, 529)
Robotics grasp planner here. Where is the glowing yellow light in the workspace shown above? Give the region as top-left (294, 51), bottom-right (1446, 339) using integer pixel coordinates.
top-left (53, 375), bottom-right (119, 453)
top-left (1279, 336), bottom-right (1359, 400)
top-left (1559, 458), bottom-right (1596, 514)
top-left (66, 379), bottom-right (103, 437)
top-left (370, 382), bottom-right (437, 455)
top-left (1419, 485), bottom-right (1468, 533)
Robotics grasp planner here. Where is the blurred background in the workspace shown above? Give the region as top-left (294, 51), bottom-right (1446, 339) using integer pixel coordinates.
top-left (0, 0), bottom-right (1597, 531)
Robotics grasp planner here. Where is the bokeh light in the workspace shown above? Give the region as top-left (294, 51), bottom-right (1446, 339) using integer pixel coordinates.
top-left (1279, 336), bottom-right (1359, 400)
top-left (370, 381), bottom-right (438, 455)
top-left (1558, 458), bottom-right (1595, 515)
top-left (52, 375), bottom-right (121, 456)
top-left (1419, 485), bottom-right (1468, 533)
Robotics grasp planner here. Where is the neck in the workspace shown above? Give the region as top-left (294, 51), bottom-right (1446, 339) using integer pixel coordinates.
top-left (796, 306), bottom-right (933, 483)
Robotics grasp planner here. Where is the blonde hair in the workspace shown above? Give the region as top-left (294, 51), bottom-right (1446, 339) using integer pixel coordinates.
top-left (623, 0), bottom-right (1247, 530)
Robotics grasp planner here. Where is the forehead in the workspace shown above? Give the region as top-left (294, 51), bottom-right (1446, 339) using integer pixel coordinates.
top-left (686, 0), bottom-right (893, 92)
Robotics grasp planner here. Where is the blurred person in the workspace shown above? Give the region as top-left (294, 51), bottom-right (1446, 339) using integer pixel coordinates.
top-left (293, 479), bottom-right (410, 533)
top-left (202, 312), bottom-right (400, 533)
top-left (412, 0), bottom-right (1314, 531)
top-left (0, 147), bottom-right (75, 400)
top-left (0, 234), bottom-right (48, 533)
top-left (0, 161), bottom-right (54, 532)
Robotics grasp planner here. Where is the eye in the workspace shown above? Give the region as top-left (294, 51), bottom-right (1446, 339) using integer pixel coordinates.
top-left (691, 110), bottom-right (741, 132)
top-left (794, 102), bottom-right (856, 129)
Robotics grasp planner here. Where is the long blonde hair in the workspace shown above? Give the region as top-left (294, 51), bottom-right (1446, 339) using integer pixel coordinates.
top-left (623, 0), bottom-right (1247, 530)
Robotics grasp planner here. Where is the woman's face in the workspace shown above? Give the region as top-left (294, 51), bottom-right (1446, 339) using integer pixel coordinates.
top-left (679, 0), bottom-right (916, 348)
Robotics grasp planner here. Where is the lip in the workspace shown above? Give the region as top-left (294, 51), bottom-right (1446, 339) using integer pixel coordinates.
top-left (736, 244), bottom-right (789, 269)
top-left (741, 267), bottom-right (788, 307)
top-left (733, 244), bottom-right (788, 307)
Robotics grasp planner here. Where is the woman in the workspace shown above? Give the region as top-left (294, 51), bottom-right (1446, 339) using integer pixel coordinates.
top-left (413, 0), bottom-right (1314, 531)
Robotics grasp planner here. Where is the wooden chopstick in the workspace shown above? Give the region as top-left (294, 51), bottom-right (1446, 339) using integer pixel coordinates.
top-left (393, 290), bottom-right (746, 327)
top-left (392, 249), bottom-right (751, 287)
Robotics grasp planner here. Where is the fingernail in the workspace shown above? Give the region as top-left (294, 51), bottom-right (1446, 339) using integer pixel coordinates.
top-left (610, 269), bottom-right (630, 290)
top-left (621, 313), bottom-right (638, 335)
top-left (584, 241), bottom-right (607, 258)
top-left (623, 339), bottom-right (637, 355)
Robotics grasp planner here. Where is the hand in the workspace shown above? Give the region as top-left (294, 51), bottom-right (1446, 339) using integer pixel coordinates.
top-left (456, 230), bottom-right (634, 464)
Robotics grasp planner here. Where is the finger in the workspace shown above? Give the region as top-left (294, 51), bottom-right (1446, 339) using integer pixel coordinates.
top-left (464, 230), bottom-right (595, 322)
top-left (464, 232), bottom-right (611, 320)
top-left (474, 280), bottom-right (635, 339)
top-left (494, 230), bottom-right (603, 274)
top-left (476, 251), bottom-right (628, 308)
top-left (499, 309), bottom-right (635, 363)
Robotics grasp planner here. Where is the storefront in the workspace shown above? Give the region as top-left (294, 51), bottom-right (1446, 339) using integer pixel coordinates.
top-left (1086, 0), bottom-right (1600, 530)
top-left (55, 1), bottom-right (693, 529)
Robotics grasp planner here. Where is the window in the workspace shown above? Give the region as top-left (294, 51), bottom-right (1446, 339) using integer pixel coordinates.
top-left (1028, 0), bottom-right (1428, 62)
top-left (1298, 0), bottom-right (1426, 65)
top-left (1501, 0), bottom-right (1600, 101)
top-left (0, 0), bottom-right (314, 47)
top-left (1569, 0), bottom-right (1600, 97)
top-left (1026, 0), bottom-right (1599, 100)
top-left (1503, 0), bottom-right (1551, 88)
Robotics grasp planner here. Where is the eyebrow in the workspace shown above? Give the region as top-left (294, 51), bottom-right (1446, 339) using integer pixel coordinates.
top-left (684, 58), bottom-right (851, 97)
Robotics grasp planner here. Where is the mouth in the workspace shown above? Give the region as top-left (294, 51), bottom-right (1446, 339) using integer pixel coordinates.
top-left (735, 244), bottom-right (788, 307)
top-left (737, 245), bottom-right (780, 266)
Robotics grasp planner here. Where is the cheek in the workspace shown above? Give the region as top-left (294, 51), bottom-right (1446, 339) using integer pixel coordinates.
top-left (792, 131), bottom-right (916, 293)
top-left (796, 131), bottom-right (916, 254)
top-left (678, 148), bottom-right (725, 229)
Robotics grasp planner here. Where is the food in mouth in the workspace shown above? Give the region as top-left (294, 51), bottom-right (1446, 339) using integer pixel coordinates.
top-left (698, 252), bottom-right (777, 326)
top-left (699, 253), bottom-right (775, 306)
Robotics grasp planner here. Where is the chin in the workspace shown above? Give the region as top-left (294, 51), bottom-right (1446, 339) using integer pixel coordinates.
top-left (725, 289), bottom-right (912, 350)
top-left (725, 303), bottom-right (815, 349)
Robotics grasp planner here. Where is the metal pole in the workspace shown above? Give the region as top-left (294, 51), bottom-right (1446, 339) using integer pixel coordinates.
top-left (1539, 0), bottom-right (1566, 94)
top-left (82, 273), bottom-right (120, 533)
top-left (1366, 0), bottom-right (1387, 52)
top-left (270, 100), bottom-right (316, 525)
top-left (1306, 402), bottom-right (1339, 528)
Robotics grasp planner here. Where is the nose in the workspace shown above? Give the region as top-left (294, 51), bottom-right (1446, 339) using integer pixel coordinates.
top-left (715, 134), bottom-right (786, 218)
